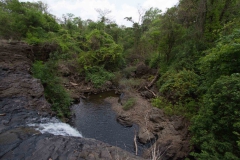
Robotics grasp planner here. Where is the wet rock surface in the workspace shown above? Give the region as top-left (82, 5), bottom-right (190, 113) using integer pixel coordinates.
top-left (0, 41), bottom-right (142, 160)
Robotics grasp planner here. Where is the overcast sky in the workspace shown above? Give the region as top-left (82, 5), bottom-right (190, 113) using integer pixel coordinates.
top-left (19, 0), bottom-right (179, 26)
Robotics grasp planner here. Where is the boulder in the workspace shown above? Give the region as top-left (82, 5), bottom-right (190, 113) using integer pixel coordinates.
top-left (137, 127), bottom-right (155, 144)
top-left (149, 108), bottom-right (166, 123)
top-left (116, 115), bottom-right (133, 127)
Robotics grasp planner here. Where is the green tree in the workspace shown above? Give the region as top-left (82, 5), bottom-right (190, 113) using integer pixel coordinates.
top-left (190, 74), bottom-right (240, 159)
top-left (199, 29), bottom-right (240, 85)
top-left (78, 29), bottom-right (124, 71)
top-left (32, 61), bottom-right (72, 119)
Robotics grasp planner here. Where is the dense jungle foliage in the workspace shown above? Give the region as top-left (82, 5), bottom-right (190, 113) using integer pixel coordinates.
top-left (0, 0), bottom-right (240, 159)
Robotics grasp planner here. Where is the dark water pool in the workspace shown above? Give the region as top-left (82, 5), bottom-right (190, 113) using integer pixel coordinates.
top-left (70, 91), bottom-right (145, 155)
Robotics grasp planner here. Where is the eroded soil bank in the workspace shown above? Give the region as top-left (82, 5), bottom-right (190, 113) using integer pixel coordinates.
top-left (0, 40), bottom-right (143, 160)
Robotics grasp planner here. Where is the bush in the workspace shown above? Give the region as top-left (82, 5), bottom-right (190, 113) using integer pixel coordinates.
top-left (32, 61), bottom-right (72, 119)
top-left (122, 66), bottom-right (137, 78)
top-left (199, 29), bottom-right (240, 85)
top-left (149, 52), bottom-right (161, 68)
top-left (152, 96), bottom-right (197, 118)
top-left (111, 71), bottom-right (122, 85)
top-left (158, 69), bottom-right (199, 104)
top-left (151, 96), bottom-right (174, 115)
top-left (78, 29), bottom-right (125, 71)
top-left (123, 98), bottom-right (135, 111)
top-left (154, 69), bottom-right (199, 117)
top-left (119, 78), bottom-right (144, 89)
top-left (85, 66), bottom-right (114, 88)
top-left (190, 74), bottom-right (240, 159)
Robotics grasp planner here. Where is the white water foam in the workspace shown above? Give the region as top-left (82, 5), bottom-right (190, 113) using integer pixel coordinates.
top-left (28, 117), bottom-right (82, 137)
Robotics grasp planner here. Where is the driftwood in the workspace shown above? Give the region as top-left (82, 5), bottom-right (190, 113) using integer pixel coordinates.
top-left (0, 113), bottom-right (6, 116)
top-left (147, 71), bottom-right (159, 88)
top-left (145, 86), bottom-right (157, 97)
top-left (80, 95), bottom-right (87, 99)
top-left (134, 131), bottom-right (138, 156)
top-left (70, 82), bottom-right (78, 86)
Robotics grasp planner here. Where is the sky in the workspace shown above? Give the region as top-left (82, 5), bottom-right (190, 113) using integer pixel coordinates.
top-left (19, 0), bottom-right (179, 26)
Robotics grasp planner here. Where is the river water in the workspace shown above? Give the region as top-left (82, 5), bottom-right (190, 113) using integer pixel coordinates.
top-left (70, 91), bottom-right (145, 155)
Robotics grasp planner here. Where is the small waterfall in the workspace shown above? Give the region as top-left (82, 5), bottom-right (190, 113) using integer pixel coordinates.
top-left (27, 117), bottom-right (82, 137)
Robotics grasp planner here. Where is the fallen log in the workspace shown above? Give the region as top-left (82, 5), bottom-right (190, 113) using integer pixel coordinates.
top-left (147, 71), bottom-right (159, 88)
top-left (145, 86), bottom-right (157, 97)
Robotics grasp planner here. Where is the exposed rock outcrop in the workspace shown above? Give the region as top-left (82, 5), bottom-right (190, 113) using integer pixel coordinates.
top-left (0, 41), bottom-right (142, 160)
top-left (105, 91), bottom-right (191, 160)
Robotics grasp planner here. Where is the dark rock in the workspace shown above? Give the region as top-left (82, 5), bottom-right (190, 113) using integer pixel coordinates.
top-left (153, 124), bottom-right (164, 132)
top-left (1, 134), bottom-right (142, 160)
top-left (116, 115), bottom-right (133, 127)
top-left (149, 108), bottom-right (166, 123)
top-left (137, 127), bottom-right (155, 144)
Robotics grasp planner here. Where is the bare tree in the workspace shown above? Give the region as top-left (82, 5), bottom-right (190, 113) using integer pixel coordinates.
top-left (95, 8), bottom-right (113, 24)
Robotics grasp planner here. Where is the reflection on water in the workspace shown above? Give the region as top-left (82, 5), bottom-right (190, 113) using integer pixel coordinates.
top-left (71, 91), bottom-right (145, 155)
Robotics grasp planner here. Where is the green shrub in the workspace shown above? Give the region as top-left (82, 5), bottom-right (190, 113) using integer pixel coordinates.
top-left (152, 96), bottom-right (197, 118)
top-left (151, 96), bottom-right (174, 115)
top-left (123, 98), bottom-right (135, 111)
top-left (199, 29), bottom-right (240, 85)
top-left (154, 69), bottom-right (199, 117)
top-left (158, 69), bottom-right (199, 103)
top-left (122, 66), bottom-right (137, 78)
top-left (149, 52), bottom-right (161, 68)
top-left (32, 61), bottom-right (72, 119)
top-left (112, 71), bottom-right (122, 85)
top-left (77, 29), bottom-right (125, 71)
top-left (119, 78), bottom-right (144, 89)
top-left (190, 73), bottom-right (240, 159)
top-left (85, 66), bottom-right (114, 88)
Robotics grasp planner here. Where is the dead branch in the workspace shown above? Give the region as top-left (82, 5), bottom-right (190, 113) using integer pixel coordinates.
top-left (147, 71), bottom-right (159, 88)
top-left (70, 82), bottom-right (78, 86)
top-left (134, 130), bottom-right (138, 156)
top-left (145, 86), bottom-right (157, 97)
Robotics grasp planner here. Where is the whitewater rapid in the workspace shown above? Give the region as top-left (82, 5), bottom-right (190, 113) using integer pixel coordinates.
top-left (27, 117), bottom-right (82, 137)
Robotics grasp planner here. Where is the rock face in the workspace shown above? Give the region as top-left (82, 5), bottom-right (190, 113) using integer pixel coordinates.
top-left (0, 41), bottom-right (143, 160)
